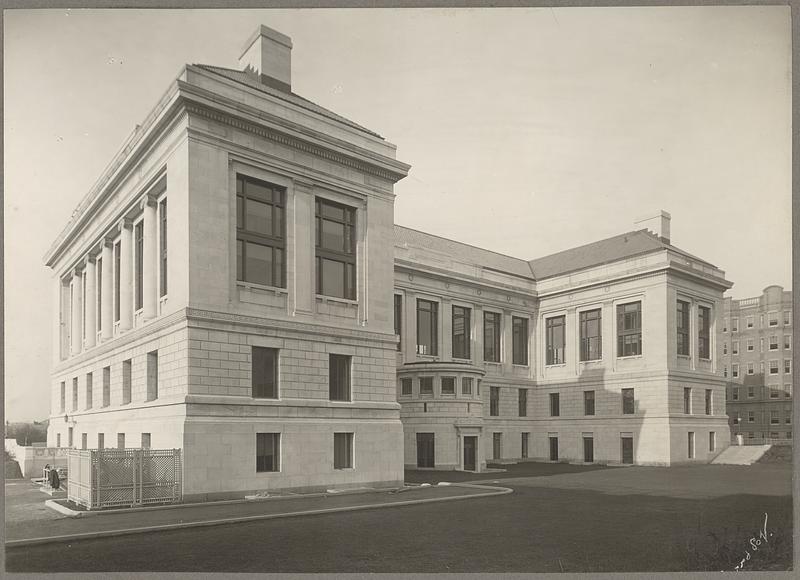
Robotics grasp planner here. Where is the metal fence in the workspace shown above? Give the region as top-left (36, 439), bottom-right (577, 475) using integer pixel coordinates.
top-left (67, 448), bottom-right (182, 510)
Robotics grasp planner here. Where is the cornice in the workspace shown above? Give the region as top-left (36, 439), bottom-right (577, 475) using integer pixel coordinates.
top-left (182, 99), bottom-right (409, 183)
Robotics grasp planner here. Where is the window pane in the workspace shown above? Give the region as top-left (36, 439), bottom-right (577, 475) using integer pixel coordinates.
top-left (256, 433), bottom-right (279, 472)
top-left (252, 347), bottom-right (278, 398)
top-left (245, 242), bottom-right (272, 286)
top-left (246, 199), bottom-right (272, 235)
top-left (322, 219), bottom-right (346, 252)
top-left (321, 258), bottom-right (345, 298)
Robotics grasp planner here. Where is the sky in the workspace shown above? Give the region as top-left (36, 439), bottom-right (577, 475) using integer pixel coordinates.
top-left (4, 7), bottom-right (791, 421)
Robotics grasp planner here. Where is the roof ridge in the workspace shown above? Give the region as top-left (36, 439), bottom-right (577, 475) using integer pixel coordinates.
top-left (394, 224), bottom-right (533, 265)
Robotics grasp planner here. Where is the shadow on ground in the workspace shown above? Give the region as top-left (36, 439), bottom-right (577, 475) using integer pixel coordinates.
top-left (405, 460), bottom-right (610, 483)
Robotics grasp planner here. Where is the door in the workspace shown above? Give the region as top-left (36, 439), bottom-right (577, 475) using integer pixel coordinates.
top-left (416, 433), bottom-right (435, 468)
top-left (549, 436), bottom-right (559, 461)
top-left (463, 436), bottom-right (476, 471)
top-left (583, 436), bottom-right (594, 463)
top-left (621, 436), bottom-right (634, 464)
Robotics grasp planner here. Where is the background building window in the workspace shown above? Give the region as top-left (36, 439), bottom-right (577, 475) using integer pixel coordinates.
top-left (732, 317), bottom-right (738, 332)
top-left (676, 300), bottom-right (690, 356)
top-left (490, 387), bottom-right (500, 416)
top-left (770, 335), bottom-right (779, 350)
top-left (518, 388), bottom-right (527, 417)
top-left (698, 306), bottom-right (710, 359)
top-left (452, 305), bottom-right (471, 359)
top-left (512, 316), bottom-right (529, 365)
top-left (484, 311), bottom-right (501, 363)
top-left (747, 362), bottom-right (754, 375)
top-left (334, 433), bottom-right (353, 469)
top-left (394, 295), bottom-right (402, 351)
top-left (732, 364), bottom-right (739, 378)
top-left (580, 309), bottom-right (602, 361)
top-left (549, 392), bottom-right (560, 417)
top-left (252, 347), bottom-right (278, 399)
top-left (416, 299), bottom-right (438, 356)
top-left (546, 315), bottom-right (565, 365)
top-left (420, 376), bottom-right (433, 396)
top-left (748, 386), bottom-right (755, 398)
top-left (770, 360), bottom-right (779, 375)
top-left (622, 388), bottom-right (635, 414)
top-left (785, 359), bottom-right (792, 374)
top-left (747, 339), bottom-right (754, 352)
top-left (784, 335), bottom-right (792, 350)
top-left (237, 175), bottom-right (286, 288)
top-left (584, 390), bottom-right (595, 415)
top-left (746, 316), bottom-right (754, 328)
top-left (769, 312), bottom-right (778, 326)
top-left (441, 376), bottom-right (456, 395)
top-left (784, 310), bottom-right (791, 325)
top-left (315, 197), bottom-right (355, 299)
top-left (617, 302), bottom-right (642, 357)
top-left (256, 433), bottom-right (280, 472)
top-left (732, 387), bottom-right (739, 401)
top-left (732, 341), bottom-right (739, 354)
top-left (329, 354), bottom-right (351, 401)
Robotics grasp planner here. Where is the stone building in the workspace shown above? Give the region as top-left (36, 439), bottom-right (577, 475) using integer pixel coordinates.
top-left (46, 25), bottom-right (733, 500)
top-left (721, 286), bottom-right (793, 442)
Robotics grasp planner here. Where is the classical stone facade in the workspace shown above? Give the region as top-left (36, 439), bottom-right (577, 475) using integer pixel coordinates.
top-left (46, 26), bottom-right (734, 501)
top-left (721, 286), bottom-right (793, 442)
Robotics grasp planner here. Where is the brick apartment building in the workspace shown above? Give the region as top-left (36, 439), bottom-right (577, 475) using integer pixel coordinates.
top-left (722, 286), bottom-right (793, 442)
top-left (46, 25), bottom-right (733, 500)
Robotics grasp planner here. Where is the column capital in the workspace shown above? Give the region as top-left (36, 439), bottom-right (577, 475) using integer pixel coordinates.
top-left (293, 178), bottom-right (315, 192)
top-left (118, 217), bottom-right (133, 231)
top-left (83, 254), bottom-right (97, 266)
top-left (139, 193), bottom-right (158, 211)
top-left (72, 263), bottom-right (85, 276)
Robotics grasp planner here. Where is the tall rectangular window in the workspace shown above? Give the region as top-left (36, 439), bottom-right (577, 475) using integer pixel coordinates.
top-left (68, 427), bottom-right (74, 448)
top-left (141, 433), bottom-right (151, 449)
top-left (549, 392), bottom-right (560, 417)
top-left (688, 432), bottom-right (695, 459)
top-left (484, 312), bottom-right (501, 362)
top-left (81, 271), bottom-right (86, 341)
top-left (784, 335), bottom-right (792, 350)
top-left (135, 220), bottom-right (144, 310)
top-left (705, 389), bottom-right (712, 415)
top-left (159, 198), bottom-right (168, 297)
top-left (452, 305), bottom-right (471, 359)
top-left (546, 315), bottom-right (565, 365)
top-left (252, 347), bottom-right (278, 399)
top-left (416, 299), bottom-right (438, 356)
top-left (785, 359), bottom-right (792, 374)
top-left (256, 433), bottom-right (280, 472)
top-left (490, 386), bottom-right (499, 416)
top-left (784, 310), bottom-right (791, 325)
top-left (72, 377), bottom-right (78, 411)
top-left (394, 294), bottom-right (402, 351)
top-left (584, 390), bottom-right (595, 415)
top-left (400, 378), bottom-right (412, 396)
top-left (732, 317), bottom-right (738, 332)
top-left (420, 376), bottom-right (433, 395)
top-left (732, 363), bottom-right (739, 378)
top-left (746, 316), bottom-right (754, 328)
top-left (333, 432), bottom-right (353, 469)
top-left (683, 387), bottom-right (692, 414)
top-left (85, 372), bottom-right (93, 409)
top-left (102, 366), bottom-right (111, 407)
top-left (461, 377), bottom-right (473, 395)
top-left (770, 360), bottom-right (779, 374)
top-left (96, 257), bottom-right (103, 333)
top-left (122, 359), bottom-right (132, 404)
top-left (60, 381), bottom-right (65, 413)
top-left (117, 433), bottom-right (125, 449)
top-left (315, 197), bottom-right (355, 299)
top-left (81, 433), bottom-right (87, 450)
top-left (97, 433), bottom-right (104, 450)
top-left (329, 354), bottom-right (351, 401)
top-left (441, 376), bottom-right (456, 395)
top-left (617, 302), bottom-right (642, 357)
top-left (769, 335), bottom-right (779, 350)
top-left (769, 312), bottom-right (778, 326)
top-left (518, 388), bottom-right (527, 417)
top-left (512, 316), bottom-right (529, 365)
top-left (114, 241), bottom-right (121, 322)
top-left (579, 309), bottom-right (602, 361)
top-left (676, 300), bottom-right (690, 356)
top-left (146, 351), bottom-right (159, 401)
top-left (698, 306), bottom-right (711, 359)
top-left (622, 388), bottom-right (635, 414)
top-left (521, 433), bottom-right (529, 459)
top-left (237, 175), bottom-right (286, 288)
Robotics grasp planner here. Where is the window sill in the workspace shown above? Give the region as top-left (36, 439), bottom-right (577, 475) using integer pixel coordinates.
top-left (238, 282), bottom-right (288, 295)
top-left (616, 355), bottom-right (643, 361)
top-left (316, 294), bottom-right (358, 306)
top-left (452, 357), bottom-right (472, 364)
top-left (484, 361), bottom-right (502, 366)
top-left (512, 363), bottom-right (530, 369)
top-left (699, 358), bottom-right (712, 362)
top-left (677, 355), bottom-right (690, 360)
top-left (329, 399), bottom-right (354, 404)
top-left (334, 467), bottom-right (355, 471)
top-left (545, 363), bottom-right (567, 368)
top-left (578, 359), bottom-right (602, 365)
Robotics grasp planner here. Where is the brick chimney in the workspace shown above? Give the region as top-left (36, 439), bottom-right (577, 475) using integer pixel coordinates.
top-left (238, 25), bottom-right (293, 92)
top-left (635, 210), bottom-right (671, 244)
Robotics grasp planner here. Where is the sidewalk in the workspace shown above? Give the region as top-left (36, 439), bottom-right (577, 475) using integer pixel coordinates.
top-left (6, 482), bottom-right (511, 546)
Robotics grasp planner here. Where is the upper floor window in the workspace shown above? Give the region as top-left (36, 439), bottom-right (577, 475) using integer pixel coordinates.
top-left (785, 359), bottom-right (792, 374)
top-left (315, 197), bottom-right (356, 299)
top-left (461, 377), bottom-right (473, 395)
top-left (237, 175), bottom-right (286, 288)
top-left (400, 378), bottom-right (412, 396)
top-left (723, 318), bottom-right (728, 332)
top-left (732, 363), bottom-right (739, 378)
top-left (731, 386), bottom-right (739, 401)
top-left (698, 306), bottom-right (711, 359)
top-left (746, 316), bottom-right (754, 328)
top-left (746, 339), bottom-right (754, 352)
top-left (420, 376), bottom-right (434, 396)
top-left (159, 198), bottom-right (168, 297)
top-left (252, 347), bottom-right (278, 399)
top-left (769, 335), bottom-right (779, 350)
top-left (579, 309), bottom-right (602, 362)
top-left (617, 302), bottom-right (642, 357)
top-left (769, 360), bottom-right (779, 375)
top-left (512, 316), bottom-right (529, 365)
top-left (416, 299), bottom-right (438, 356)
top-left (452, 305), bottom-right (471, 359)
top-left (329, 354), bottom-right (351, 401)
top-left (584, 390), bottom-right (595, 416)
top-left (768, 312), bottom-right (778, 326)
top-left (441, 376), bottom-right (456, 395)
top-left (394, 295), bottom-right (402, 351)
top-left (549, 392), bottom-right (560, 417)
top-left (490, 387), bottom-right (499, 416)
top-left (784, 335), bottom-right (792, 350)
top-left (683, 387), bottom-right (692, 414)
top-left (732, 317), bottom-right (739, 332)
top-left (545, 315), bottom-right (565, 365)
top-left (784, 310), bottom-right (791, 325)
top-left (135, 220), bottom-right (144, 310)
top-left (484, 311), bottom-right (501, 363)
top-left (676, 300), bottom-right (690, 356)
top-left (622, 388), bottom-right (635, 414)
top-left (705, 389), bottom-right (712, 415)
top-left (732, 341), bottom-right (739, 355)
top-left (723, 343), bottom-right (727, 355)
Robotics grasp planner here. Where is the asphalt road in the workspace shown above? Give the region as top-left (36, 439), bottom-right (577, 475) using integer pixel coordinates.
top-left (6, 465), bottom-right (792, 573)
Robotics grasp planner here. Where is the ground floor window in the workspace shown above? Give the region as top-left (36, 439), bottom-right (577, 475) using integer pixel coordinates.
top-left (141, 433), bottom-right (151, 449)
top-left (56, 433), bottom-right (61, 447)
top-left (549, 435), bottom-right (559, 461)
top-left (688, 432), bottom-right (695, 459)
top-left (493, 432), bottom-right (502, 460)
top-left (708, 431), bottom-right (716, 452)
top-left (117, 433), bottom-right (125, 448)
top-left (416, 433), bottom-right (435, 468)
top-left (97, 433), bottom-right (104, 449)
top-left (521, 433), bottom-right (529, 459)
top-left (334, 432), bottom-right (353, 469)
top-left (256, 433), bottom-right (280, 472)
top-left (81, 433), bottom-right (87, 449)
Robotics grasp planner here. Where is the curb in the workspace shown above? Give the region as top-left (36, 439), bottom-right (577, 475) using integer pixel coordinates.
top-left (44, 485), bottom-right (411, 518)
top-left (8, 483), bottom-right (512, 547)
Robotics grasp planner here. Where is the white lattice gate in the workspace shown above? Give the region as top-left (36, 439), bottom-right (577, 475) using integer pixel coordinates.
top-left (67, 448), bottom-right (182, 510)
